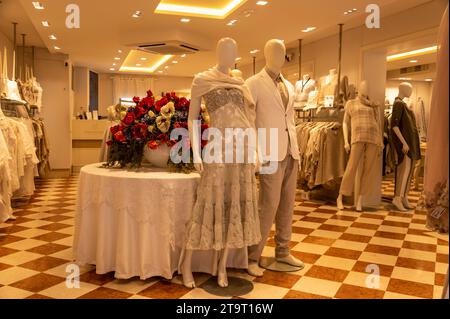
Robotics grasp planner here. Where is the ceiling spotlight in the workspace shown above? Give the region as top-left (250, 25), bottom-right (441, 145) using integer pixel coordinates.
top-left (172, 60), bottom-right (178, 64)
top-left (112, 63), bottom-right (116, 66)
top-left (302, 27), bottom-right (316, 33)
top-left (181, 54), bottom-right (186, 58)
top-left (114, 57), bottom-right (121, 60)
top-left (136, 63), bottom-right (141, 66)
top-left (140, 57), bottom-right (147, 61)
top-left (256, 1), bottom-right (268, 5)
top-left (118, 50), bottom-right (123, 53)
top-left (49, 35), bottom-right (57, 40)
top-left (158, 70), bottom-right (163, 73)
top-left (235, 57), bottom-right (242, 61)
top-left (110, 68), bottom-right (115, 71)
top-left (32, 2), bottom-right (44, 10)
top-left (242, 10), bottom-right (254, 18)
top-left (164, 66), bottom-right (169, 69)
top-left (41, 21), bottom-right (50, 27)
top-left (132, 11), bottom-right (142, 18)
top-left (180, 18), bottom-right (190, 23)
top-left (409, 60), bottom-right (419, 63)
top-left (227, 19), bottom-right (238, 26)
top-left (250, 49), bottom-right (260, 55)
top-left (425, 78), bottom-right (433, 82)
top-left (54, 46), bottom-right (61, 50)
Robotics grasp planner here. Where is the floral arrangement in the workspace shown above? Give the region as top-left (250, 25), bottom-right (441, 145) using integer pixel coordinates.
top-left (105, 89), bottom-right (209, 172)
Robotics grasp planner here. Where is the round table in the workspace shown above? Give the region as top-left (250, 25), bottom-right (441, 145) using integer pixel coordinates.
top-left (73, 163), bottom-right (249, 280)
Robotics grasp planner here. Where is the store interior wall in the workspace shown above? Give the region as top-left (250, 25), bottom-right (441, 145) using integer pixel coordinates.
top-left (0, 30), bottom-right (14, 81)
top-left (239, 0), bottom-right (447, 85)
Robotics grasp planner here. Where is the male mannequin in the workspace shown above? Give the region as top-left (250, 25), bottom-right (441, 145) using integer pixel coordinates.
top-left (245, 39), bottom-right (304, 277)
top-left (391, 82), bottom-right (421, 211)
top-left (294, 74), bottom-right (316, 108)
top-left (337, 81), bottom-right (382, 211)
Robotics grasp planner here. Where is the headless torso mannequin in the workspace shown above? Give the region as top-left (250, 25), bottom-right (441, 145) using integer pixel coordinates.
top-left (245, 39), bottom-right (304, 277)
top-left (337, 81), bottom-right (382, 211)
top-left (181, 38), bottom-right (261, 289)
top-left (294, 74), bottom-right (316, 108)
top-left (391, 82), bottom-right (421, 211)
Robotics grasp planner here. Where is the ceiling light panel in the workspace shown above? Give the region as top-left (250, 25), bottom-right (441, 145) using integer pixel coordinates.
top-left (387, 46), bottom-right (438, 62)
top-left (119, 50), bottom-right (173, 73)
top-left (32, 2), bottom-right (45, 10)
top-left (155, 0), bottom-right (248, 19)
top-left (41, 21), bottom-right (50, 27)
top-left (302, 27), bottom-right (316, 33)
top-left (256, 1), bottom-right (268, 5)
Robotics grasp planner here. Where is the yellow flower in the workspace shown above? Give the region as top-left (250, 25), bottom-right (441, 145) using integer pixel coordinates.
top-left (161, 102), bottom-right (175, 118)
top-left (119, 111), bottom-right (127, 120)
top-left (202, 112), bottom-right (210, 124)
top-left (148, 110), bottom-right (156, 118)
top-left (148, 125), bottom-right (155, 133)
top-left (156, 115), bottom-right (171, 133)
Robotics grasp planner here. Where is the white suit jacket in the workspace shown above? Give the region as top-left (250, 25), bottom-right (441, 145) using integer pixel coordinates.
top-left (246, 69), bottom-right (300, 162)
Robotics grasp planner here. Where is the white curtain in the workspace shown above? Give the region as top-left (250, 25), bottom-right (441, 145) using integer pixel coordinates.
top-left (112, 76), bottom-right (154, 103)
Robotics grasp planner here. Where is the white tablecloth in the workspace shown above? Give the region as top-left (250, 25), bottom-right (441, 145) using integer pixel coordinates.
top-left (73, 163), bottom-right (248, 280)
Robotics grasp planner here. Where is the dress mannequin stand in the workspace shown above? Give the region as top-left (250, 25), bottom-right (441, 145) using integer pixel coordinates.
top-left (337, 81), bottom-right (382, 212)
top-left (180, 38), bottom-right (260, 293)
top-left (245, 39), bottom-right (304, 277)
top-left (391, 82), bottom-right (421, 211)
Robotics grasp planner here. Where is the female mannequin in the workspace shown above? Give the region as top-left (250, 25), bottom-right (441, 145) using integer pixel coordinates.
top-left (391, 82), bottom-right (421, 211)
top-left (294, 74), bottom-right (316, 108)
top-left (337, 81), bottom-right (382, 211)
top-left (180, 38), bottom-right (260, 288)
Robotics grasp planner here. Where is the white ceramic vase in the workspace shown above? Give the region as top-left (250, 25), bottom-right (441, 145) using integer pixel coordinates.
top-left (143, 144), bottom-right (170, 168)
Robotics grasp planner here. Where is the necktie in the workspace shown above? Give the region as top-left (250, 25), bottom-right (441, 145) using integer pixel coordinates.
top-left (276, 76), bottom-right (289, 109)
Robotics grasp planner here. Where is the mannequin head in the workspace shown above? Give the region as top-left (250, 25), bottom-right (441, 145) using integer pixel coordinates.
top-left (358, 80), bottom-right (369, 97)
top-left (216, 37), bottom-right (238, 74)
top-left (230, 69), bottom-right (243, 80)
top-left (264, 39), bottom-right (286, 75)
top-left (398, 82), bottom-right (413, 99)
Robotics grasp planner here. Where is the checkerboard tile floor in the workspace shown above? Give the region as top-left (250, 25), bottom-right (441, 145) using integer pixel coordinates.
top-left (0, 176), bottom-right (448, 299)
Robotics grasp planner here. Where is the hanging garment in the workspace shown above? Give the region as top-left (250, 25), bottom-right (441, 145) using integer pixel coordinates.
top-left (423, 5), bottom-right (449, 233)
top-left (2, 48), bottom-right (24, 102)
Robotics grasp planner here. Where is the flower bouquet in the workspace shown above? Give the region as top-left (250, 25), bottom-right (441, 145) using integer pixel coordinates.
top-left (104, 89), bottom-right (209, 173)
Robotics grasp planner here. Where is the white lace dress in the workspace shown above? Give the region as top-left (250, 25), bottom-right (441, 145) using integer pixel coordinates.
top-left (184, 87), bottom-right (261, 251)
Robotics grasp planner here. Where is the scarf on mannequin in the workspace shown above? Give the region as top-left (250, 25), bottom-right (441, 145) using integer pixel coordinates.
top-left (191, 67), bottom-right (256, 127)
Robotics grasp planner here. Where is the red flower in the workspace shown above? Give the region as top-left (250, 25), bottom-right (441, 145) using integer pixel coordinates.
top-left (140, 96), bottom-right (155, 109)
top-left (157, 133), bottom-right (169, 142)
top-left (122, 112), bottom-right (136, 126)
top-left (146, 89), bottom-right (153, 98)
top-left (110, 125), bottom-right (120, 135)
top-left (155, 97), bottom-right (169, 112)
top-left (201, 139), bottom-right (208, 148)
top-left (201, 124), bottom-right (209, 132)
top-left (133, 96), bottom-right (141, 104)
top-left (134, 106), bottom-right (147, 119)
top-left (174, 122), bottom-right (188, 129)
top-left (132, 123), bottom-right (148, 140)
top-left (176, 97), bottom-right (189, 109)
top-left (148, 140), bottom-right (159, 150)
top-left (114, 131), bottom-right (126, 143)
top-left (106, 140), bottom-right (113, 146)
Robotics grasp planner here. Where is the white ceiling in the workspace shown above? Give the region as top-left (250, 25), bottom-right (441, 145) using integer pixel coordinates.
top-left (3, 0), bottom-right (436, 77)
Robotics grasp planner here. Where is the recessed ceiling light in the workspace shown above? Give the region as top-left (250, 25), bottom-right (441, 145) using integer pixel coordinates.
top-left (302, 27), bottom-right (316, 33)
top-left (154, 0), bottom-right (247, 19)
top-left (227, 19), bottom-right (238, 26)
top-left (164, 66), bottom-right (169, 69)
top-left (49, 35), bottom-right (57, 40)
top-left (235, 57), bottom-right (242, 61)
top-left (41, 21), bottom-right (50, 27)
top-left (398, 77), bottom-right (412, 81)
top-left (181, 54), bottom-right (186, 58)
top-left (158, 70), bottom-right (163, 73)
top-left (132, 11), bottom-right (142, 18)
top-left (141, 57), bottom-right (147, 61)
top-left (114, 57), bottom-right (121, 60)
top-left (256, 1), bottom-right (268, 5)
top-left (32, 2), bottom-right (44, 10)
top-left (172, 60), bottom-right (178, 64)
top-left (136, 63), bottom-right (141, 66)
top-left (387, 46), bottom-right (438, 61)
top-left (112, 63), bottom-right (116, 66)
top-left (54, 46), bottom-right (61, 50)
top-left (181, 18), bottom-right (191, 23)
top-left (250, 49), bottom-right (260, 55)
top-left (409, 60), bottom-right (419, 63)
top-left (242, 10), bottom-right (254, 17)
top-left (425, 78), bottom-right (433, 82)
top-left (118, 50), bottom-right (122, 53)
top-left (110, 68), bottom-right (115, 71)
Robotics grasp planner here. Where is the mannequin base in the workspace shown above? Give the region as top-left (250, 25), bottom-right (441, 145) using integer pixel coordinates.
top-left (260, 257), bottom-right (304, 272)
top-left (201, 276), bottom-right (254, 297)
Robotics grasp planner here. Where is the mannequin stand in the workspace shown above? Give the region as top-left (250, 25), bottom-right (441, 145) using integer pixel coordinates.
top-left (201, 276), bottom-right (254, 297)
top-left (259, 257), bottom-right (304, 272)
